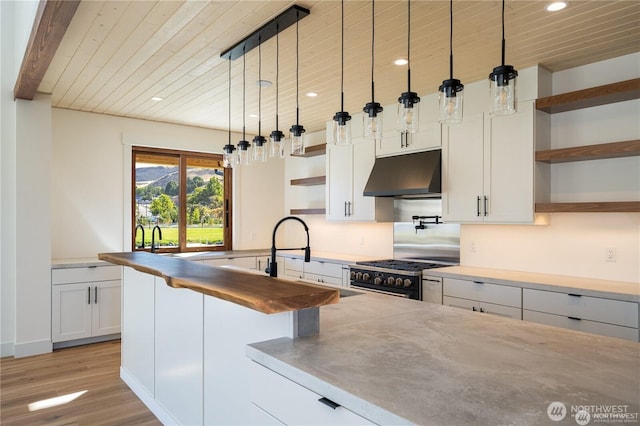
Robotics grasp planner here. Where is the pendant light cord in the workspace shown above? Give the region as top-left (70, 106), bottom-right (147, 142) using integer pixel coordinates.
top-left (258, 36), bottom-right (262, 136)
top-left (295, 11), bottom-right (300, 126)
top-left (370, 0), bottom-right (375, 102)
top-left (275, 26), bottom-right (279, 131)
top-left (501, 0), bottom-right (506, 66)
top-left (407, 0), bottom-right (411, 92)
top-left (449, 0), bottom-right (453, 79)
top-left (242, 44), bottom-right (246, 140)
top-left (228, 60), bottom-right (231, 145)
top-left (340, 0), bottom-right (345, 111)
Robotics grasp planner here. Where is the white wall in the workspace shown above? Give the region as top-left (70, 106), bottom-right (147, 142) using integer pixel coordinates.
top-left (1, 0), bottom-right (41, 357)
top-left (461, 53), bottom-right (640, 283)
top-left (52, 108), bottom-right (284, 259)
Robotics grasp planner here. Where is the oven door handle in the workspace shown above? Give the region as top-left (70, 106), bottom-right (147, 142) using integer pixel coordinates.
top-left (351, 285), bottom-right (410, 298)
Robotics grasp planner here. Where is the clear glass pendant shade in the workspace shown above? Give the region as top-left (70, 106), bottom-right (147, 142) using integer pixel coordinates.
top-left (332, 111), bottom-right (351, 145)
top-left (438, 79), bottom-right (464, 124)
top-left (290, 125), bottom-right (305, 155)
top-left (237, 140), bottom-right (251, 166)
top-left (398, 93), bottom-right (420, 134)
top-left (489, 65), bottom-right (517, 116)
top-left (269, 130), bottom-right (285, 158)
top-left (363, 113), bottom-right (382, 143)
top-left (222, 145), bottom-right (236, 168)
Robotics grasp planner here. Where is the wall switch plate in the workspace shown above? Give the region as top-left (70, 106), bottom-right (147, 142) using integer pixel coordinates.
top-left (605, 247), bottom-right (617, 262)
top-left (470, 242), bottom-right (477, 253)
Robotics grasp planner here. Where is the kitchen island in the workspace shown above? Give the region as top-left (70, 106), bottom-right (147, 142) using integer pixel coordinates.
top-left (100, 252), bottom-right (639, 425)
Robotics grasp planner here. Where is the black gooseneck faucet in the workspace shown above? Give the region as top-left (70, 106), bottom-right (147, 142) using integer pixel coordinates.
top-left (268, 216), bottom-right (310, 277)
top-left (135, 224), bottom-right (145, 249)
top-left (151, 225), bottom-right (162, 253)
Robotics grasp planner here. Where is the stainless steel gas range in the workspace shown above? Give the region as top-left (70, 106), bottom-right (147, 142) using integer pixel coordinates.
top-left (349, 259), bottom-right (453, 300)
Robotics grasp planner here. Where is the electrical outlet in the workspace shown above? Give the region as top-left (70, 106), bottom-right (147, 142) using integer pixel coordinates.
top-left (605, 247), bottom-right (617, 262)
top-left (470, 242), bottom-right (477, 254)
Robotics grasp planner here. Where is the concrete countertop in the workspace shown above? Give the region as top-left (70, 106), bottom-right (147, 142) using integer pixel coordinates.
top-left (426, 266), bottom-right (640, 303)
top-left (172, 249), bottom-right (271, 261)
top-left (247, 292), bottom-right (640, 425)
top-left (277, 250), bottom-right (379, 265)
top-left (51, 258), bottom-right (112, 269)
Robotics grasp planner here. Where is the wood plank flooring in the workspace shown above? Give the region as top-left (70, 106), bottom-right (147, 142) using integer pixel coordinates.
top-left (0, 340), bottom-right (160, 425)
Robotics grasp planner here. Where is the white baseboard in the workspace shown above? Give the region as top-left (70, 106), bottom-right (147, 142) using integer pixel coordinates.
top-left (14, 339), bottom-right (52, 358)
top-left (1, 342), bottom-right (15, 357)
top-left (120, 366), bottom-right (178, 425)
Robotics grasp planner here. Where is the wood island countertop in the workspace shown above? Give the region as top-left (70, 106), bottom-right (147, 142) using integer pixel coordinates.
top-left (98, 252), bottom-right (339, 314)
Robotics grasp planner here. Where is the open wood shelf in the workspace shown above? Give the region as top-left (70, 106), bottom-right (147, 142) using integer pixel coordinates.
top-left (290, 143), bottom-right (326, 157)
top-left (535, 140), bottom-right (640, 163)
top-left (289, 208), bottom-right (326, 215)
top-left (535, 78), bottom-right (640, 114)
top-left (290, 176), bottom-right (326, 186)
top-left (535, 202), bottom-right (640, 213)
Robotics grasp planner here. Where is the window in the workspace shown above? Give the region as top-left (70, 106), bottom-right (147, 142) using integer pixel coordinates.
top-left (132, 147), bottom-right (232, 253)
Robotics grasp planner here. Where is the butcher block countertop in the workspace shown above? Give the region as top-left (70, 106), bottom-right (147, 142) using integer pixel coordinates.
top-left (98, 252), bottom-right (338, 314)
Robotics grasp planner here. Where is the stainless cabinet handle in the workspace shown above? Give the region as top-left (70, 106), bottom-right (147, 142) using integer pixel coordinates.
top-left (483, 196), bottom-right (488, 217)
top-left (472, 306), bottom-right (476, 312)
top-left (568, 316), bottom-right (581, 321)
top-left (568, 293), bottom-right (582, 297)
top-left (258, 260), bottom-right (261, 270)
top-left (347, 201), bottom-right (352, 216)
top-left (479, 307), bottom-right (485, 313)
top-left (94, 286), bottom-right (98, 304)
top-left (477, 196), bottom-right (481, 217)
top-left (344, 201), bottom-right (347, 217)
top-left (87, 287), bottom-right (91, 305)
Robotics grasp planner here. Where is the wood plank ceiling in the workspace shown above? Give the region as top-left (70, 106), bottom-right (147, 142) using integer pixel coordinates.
top-left (36, 0), bottom-right (640, 136)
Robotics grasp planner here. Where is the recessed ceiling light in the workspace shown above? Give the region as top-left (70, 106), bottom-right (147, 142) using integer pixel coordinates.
top-left (394, 58), bottom-right (408, 66)
top-left (545, 1), bottom-right (568, 12)
top-left (151, 96), bottom-right (163, 101)
top-left (306, 92), bottom-right (318, 97)
top-left (257, 80), bottom-right (272, 87)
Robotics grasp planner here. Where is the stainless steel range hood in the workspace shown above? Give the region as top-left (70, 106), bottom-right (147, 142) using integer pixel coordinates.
top-left (363, 150), bottom-right (441, 198)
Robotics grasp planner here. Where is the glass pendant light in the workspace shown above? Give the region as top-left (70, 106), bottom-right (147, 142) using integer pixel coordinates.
top-left (438, 0), bottom-right (464, 124)
top-left (237, 45), bottom-right (251, 166)
top-left (252, 36), bottom-right (267, 163)
top-left (489, 0), bottom-right (518, 116)
top-left (398, 0), bottom-right (420, 134)
top-left (332, 0), bottom-right (351, 145)
top-left (363, 0), bottom-right (383, 144)
top-left (222, 59), bottom-right (236, 168)
top-left (290, 10), bottom-right (305, 155)
top-left (270, 25), bottom-right (285, 158)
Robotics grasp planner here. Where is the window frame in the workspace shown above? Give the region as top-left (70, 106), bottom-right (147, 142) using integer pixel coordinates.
top-left (131, 146), bottom-right (233, 253)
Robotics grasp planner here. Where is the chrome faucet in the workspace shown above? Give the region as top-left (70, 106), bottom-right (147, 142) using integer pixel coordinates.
top-left (268, 216), bottom-right (310, 277)
top-left (151, 225), bottom-right (162, 253)
top-left (135, 224), bottom-right (145, 249)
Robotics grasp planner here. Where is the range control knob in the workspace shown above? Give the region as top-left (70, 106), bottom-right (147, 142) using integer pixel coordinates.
top-left (350, 271), bottom-right (356, 280)
top-left (374, 277), bottom-right (383, 286)
top-left (395, 277), bottom-right (404, 287)
top-left (362, 273), bottom-right (371, 282)
top-left (403, 279), bottom-right (413, 288)
top-left (386, 277), bottom-right (396, 286)
top-left (355, 272), bottom-right (363, 280)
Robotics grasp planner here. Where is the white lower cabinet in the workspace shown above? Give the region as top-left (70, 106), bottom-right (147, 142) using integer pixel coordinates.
top-left (303, 260), bottom-right (343, 286)
top-left (523, 288), bottom-right (639, 341)
top-left (442, 278), bottom-right (522, 319)
top-left (51, 265), bottom-right (121, 343)
top-left (422, 275), bottom-right (443, 304)
top-left (249, 361), bottom-right (374, 425)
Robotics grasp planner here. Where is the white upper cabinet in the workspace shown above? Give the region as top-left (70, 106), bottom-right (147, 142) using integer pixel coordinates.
top-left (377, 93), bottom-right (442, 157)
top-left (326, 121), bottom-right (392, 222)
top-left (443, 100), bottom-right (536, 223)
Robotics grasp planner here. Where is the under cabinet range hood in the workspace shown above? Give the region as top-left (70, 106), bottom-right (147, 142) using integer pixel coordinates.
top-left (363, 150), bottom-right (441, 198)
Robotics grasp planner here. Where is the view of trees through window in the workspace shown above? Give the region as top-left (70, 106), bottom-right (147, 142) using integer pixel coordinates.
top-left (133, 148), bottom-right (231, 252)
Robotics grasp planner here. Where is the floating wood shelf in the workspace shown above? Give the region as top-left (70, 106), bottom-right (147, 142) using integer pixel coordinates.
top-left (536, 78), bottom-right (640, 114)
top-left (290, 176), bottom-right (326, 186)
top-left (290, 143), bottom-right (326, 157)
top-left (535, 140), bottom-right (640, 163)
top-left (289, 208), bottom-right (326, 215)
top-left (535, 202), bottom-right (640, 213)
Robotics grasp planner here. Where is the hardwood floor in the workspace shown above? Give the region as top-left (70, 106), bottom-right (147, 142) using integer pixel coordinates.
top-left (0, 340), bottom-right (160, 425)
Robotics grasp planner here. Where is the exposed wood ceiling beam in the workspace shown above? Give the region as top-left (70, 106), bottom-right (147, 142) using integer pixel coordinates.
top-left (14, 0), bottom-right (80, 101)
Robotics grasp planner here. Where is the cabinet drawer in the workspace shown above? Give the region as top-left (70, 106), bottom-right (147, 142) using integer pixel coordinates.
top-left (523, 289), bottom-right (638, 328)
top-left (284, 257), bottom-right (304, 273)
top-left (443, 278), bottom-right (521, 308)
top-left (303, 272), bottom-right (342, 287)
top-left (443, 296), bottom-right (522, 319)
top-left (524, 310), bottom-right (638, 342)
top-left (52, 265), bottom-right (121, 285)
top-left (249, 362), bottom-right (373, 425)
top-left (304, 261), bottom-right (343, 278)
